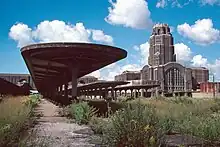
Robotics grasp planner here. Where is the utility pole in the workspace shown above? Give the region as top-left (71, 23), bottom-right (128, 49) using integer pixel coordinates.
top-left (213, 74), bottom-right (215, 99)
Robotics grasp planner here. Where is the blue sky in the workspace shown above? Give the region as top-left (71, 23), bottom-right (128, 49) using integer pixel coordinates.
top-left (0, 0), bottom-right (220, 80)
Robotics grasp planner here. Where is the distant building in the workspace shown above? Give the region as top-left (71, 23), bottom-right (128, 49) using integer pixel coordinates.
top-left (115, 71), bottom-right (141, 81)
top-left (200, 82), bottom-right (220, 94)
top-left (114, 24), bottom-right (211, 97)
top-left (0, 73), bottom-right (36, 89)
top-left (191, 67), bottom-right (209, 90)
top-left (141, 24), bottom-right (192, 96)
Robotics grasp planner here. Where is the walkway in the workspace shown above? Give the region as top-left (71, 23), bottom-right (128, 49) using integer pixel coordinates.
top-left (30, 98), bottom-right (96, 147)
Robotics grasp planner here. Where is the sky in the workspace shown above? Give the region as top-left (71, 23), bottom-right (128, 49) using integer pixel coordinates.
top-left (0, 0), bottom-right (220, 81)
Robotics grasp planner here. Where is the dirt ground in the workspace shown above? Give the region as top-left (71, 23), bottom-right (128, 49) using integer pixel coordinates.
top-left (29, 98), bottom-right (96, 147)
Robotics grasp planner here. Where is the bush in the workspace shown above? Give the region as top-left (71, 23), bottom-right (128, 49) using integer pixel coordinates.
top-left (89, 117), bottom-right (108, 134)
top-left (103, 99), bottom-right (168, 147)
top-left (68, 102), bottom-right (98, 125)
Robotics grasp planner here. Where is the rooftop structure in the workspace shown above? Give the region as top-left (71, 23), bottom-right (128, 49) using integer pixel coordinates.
top-left (21, 42), bottom-right (127, 101)
top-left (115, 70), bottom-right (141, 81)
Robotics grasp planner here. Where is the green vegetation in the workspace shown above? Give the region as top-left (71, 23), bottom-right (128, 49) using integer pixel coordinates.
top-left (67, 102), bottom-right (98, 124)
top-left (0, 95), bottom-right (40, 146)
top-left (63, 97), bottom-right (220, 146)
top-left (102, 100), bottom-right (168, 147)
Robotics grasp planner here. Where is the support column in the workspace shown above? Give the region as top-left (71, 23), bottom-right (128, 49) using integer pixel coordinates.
top-left (141, 89), bottom-right (144, 97)
top-left (71, 66), bottom-right (78, 100)
top-left (130, 89), bottom-right (133, 98)
top-left (111, 87), bottom-right (115, 100)
top-left (64, 83), bottom-right (68, 98)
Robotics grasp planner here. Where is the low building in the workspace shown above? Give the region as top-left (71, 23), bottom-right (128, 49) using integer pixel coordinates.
top-left (191, 67), bottom-right (209, 90)
top-left (115, 71), bottom-right (141, 81)
top-left (200, 82), bottom-right (220, 94)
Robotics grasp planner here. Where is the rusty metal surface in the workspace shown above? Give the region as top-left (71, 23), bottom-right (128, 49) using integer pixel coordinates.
top-left (77, 81), bottom-right (129, 89)
top-left (0, 78), bottom-right (30, 95)
top-left (21, 42), bottom-right (127, 93)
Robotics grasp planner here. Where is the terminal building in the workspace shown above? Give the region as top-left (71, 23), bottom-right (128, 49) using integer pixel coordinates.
top-left (115, 24), bottom-right (209, 97)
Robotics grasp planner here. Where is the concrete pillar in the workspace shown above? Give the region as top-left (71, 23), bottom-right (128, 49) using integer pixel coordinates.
top-left (111, 87), bottom-right (115, 100)
top-left (71, 66), bottom-right (78, 100)
top-left (141, 89), bottom-right (144, 97)
top-left (130, 89), bottom-right (133, 98)
top-left (161, 91), bottom-right (164, 97)
top-left (64, 83), bottom-right (68, 98)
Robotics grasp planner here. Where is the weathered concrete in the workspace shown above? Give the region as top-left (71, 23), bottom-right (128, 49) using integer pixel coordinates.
top-left (30, 99), bottom-right (96, 147)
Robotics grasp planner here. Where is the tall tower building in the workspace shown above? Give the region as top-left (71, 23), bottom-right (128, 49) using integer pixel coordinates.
top-left (148, 24), bottom-right (176, 66)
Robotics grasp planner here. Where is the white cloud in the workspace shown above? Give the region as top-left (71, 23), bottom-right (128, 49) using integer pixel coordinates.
top-left (156, 0), bottom-right (167, 8)
top-left (134, 41), bottom-right (149, 65)
top-left (191, 54), bottom-right (208, 67)
top-left (9, 20), bottom-right (114, 48)
top-left (191, 55), bottom-right (220, 80)
top-left (9, 23), bottom-right (34, 48)
top-left (105, 0), bottom-right (153, 29)
top-left (156, 0), bottom-right (193, 8)
top-left (177, 19), bottom-right (220, 45)
top-left (91, 30), bottom-right (113, 44)
top-left (174, 43), bottom-right (192, 63)
top-left (88, 70), bottom-right (101, 79)
top-left (200, 0), bottom-right (220, 5)
top-left (95, 62), bottom-right (141, 81)
top-left (32, 21), bottom-right (91, 43)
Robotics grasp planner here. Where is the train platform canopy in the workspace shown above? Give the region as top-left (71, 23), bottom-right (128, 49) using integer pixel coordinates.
top-left (77, 81), bottom-right (130, 90)
top-left (21, 42), bottom-right (127, 99)
top-left (114, 84), bottom-right (160, 90)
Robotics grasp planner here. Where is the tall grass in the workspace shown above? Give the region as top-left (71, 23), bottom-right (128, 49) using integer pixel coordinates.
top-left (0, 95), bottom-right (40, 146)
top-left (133, 98), bottom-right (220, 143)
top-left (103, 99), bottom-right (168, 147)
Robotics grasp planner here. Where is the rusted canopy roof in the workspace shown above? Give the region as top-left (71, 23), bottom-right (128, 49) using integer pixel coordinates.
top-left (77, 81), bottom-right (129, 90)
top-left (21, 43), bottom-right (127, 91)
top-left (115, 84), bottom-right (160, 90)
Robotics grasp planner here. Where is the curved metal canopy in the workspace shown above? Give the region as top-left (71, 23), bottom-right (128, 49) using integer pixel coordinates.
top-left (21, 42), bottom-right (127, 92)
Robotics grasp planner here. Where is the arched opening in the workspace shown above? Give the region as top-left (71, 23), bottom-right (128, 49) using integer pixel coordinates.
top-left (165, 68), bottom-right (184, 92)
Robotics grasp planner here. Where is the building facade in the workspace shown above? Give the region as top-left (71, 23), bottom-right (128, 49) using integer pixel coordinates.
top-left (200, 82), bottom-right (220, 94)
top-left (141, 24), bottom-right (192, 96)
top-left (191, 67), bottom-right (209, 90)
top-left (114, 23), bottom-right (209, 97)
top-left (115, 71), bottom-right (141, 81)
top-left (148, 24), bottom-right (176, 66)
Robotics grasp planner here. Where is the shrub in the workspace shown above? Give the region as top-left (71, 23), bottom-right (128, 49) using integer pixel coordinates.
top-left (103, 99), bottom-right (168, 147)
top-left (68, 102), bottom-right (98, 125)
top-left (89, 117), bottom-right (108, 134)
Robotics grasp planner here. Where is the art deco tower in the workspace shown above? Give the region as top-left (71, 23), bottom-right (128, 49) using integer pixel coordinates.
top-left (148, 24), bottom-right (176, 66)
